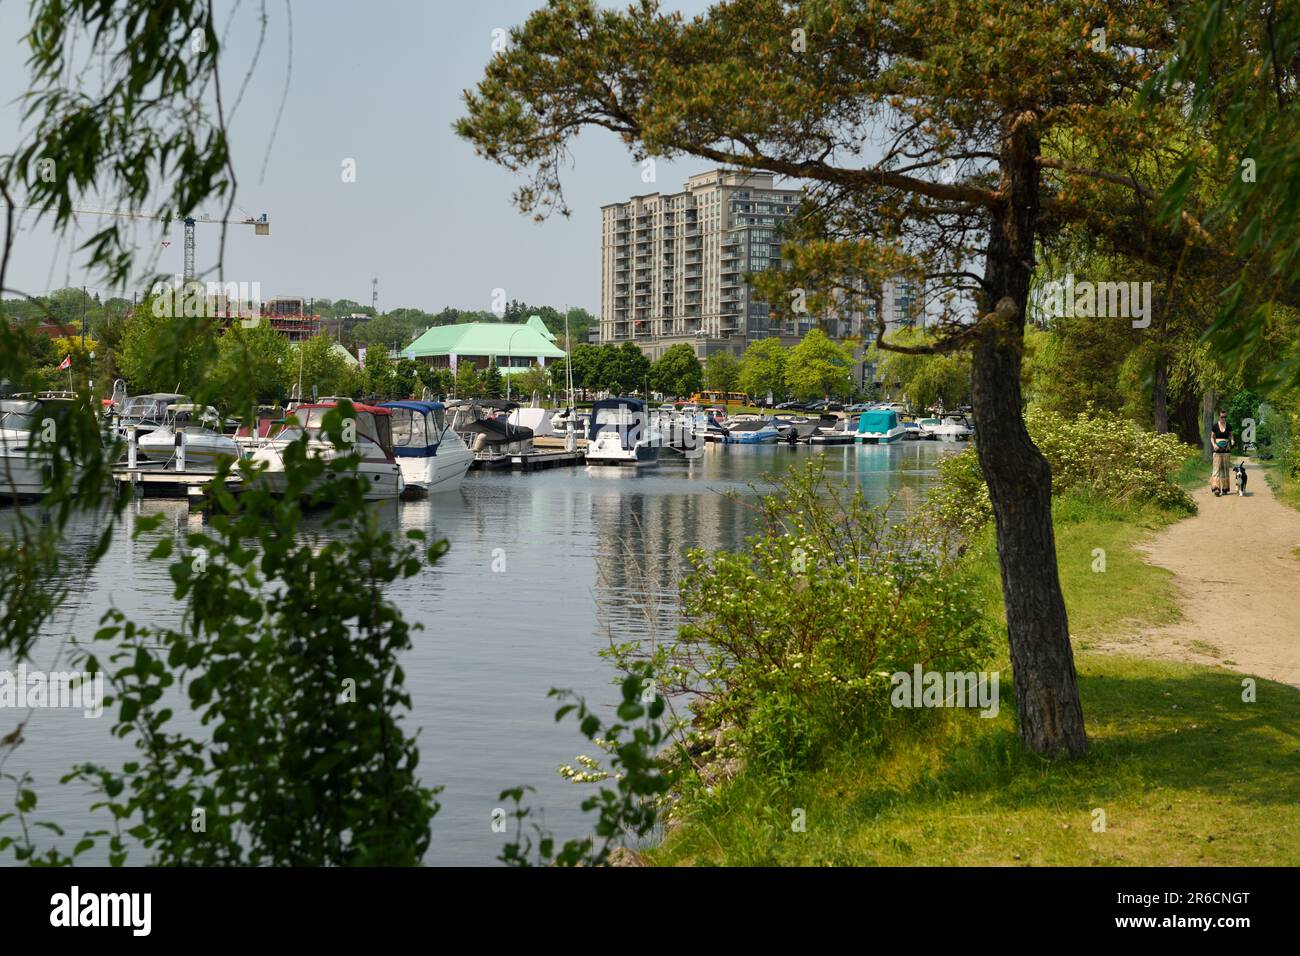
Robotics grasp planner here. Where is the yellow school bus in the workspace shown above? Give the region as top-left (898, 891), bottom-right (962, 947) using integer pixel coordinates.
top-left (689, 390), bottom-right (750, 410)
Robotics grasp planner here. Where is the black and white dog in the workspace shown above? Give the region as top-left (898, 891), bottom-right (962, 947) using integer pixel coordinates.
top-left (1233, 461), bottom-right (1248, 496)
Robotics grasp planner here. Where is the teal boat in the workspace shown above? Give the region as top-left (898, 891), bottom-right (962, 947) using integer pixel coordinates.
top-left (856, 408), bottom-right (906, 444)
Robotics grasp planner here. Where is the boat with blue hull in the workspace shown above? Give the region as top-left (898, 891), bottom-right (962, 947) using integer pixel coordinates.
top-left (380, 400), bottom-right (475, 495)
top-left (723, 417), bottom-right (781, 444)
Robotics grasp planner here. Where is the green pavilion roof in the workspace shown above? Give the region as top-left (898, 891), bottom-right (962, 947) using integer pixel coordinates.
top-left (405, 318), bottom-right (566, 359)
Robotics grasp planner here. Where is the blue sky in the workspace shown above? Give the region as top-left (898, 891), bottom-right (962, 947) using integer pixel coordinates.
top-left (0, 0), bottom-right (720, 314)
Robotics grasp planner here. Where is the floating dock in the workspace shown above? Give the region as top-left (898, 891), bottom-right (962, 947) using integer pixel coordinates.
top-left (509, 449), bottom-right (584, 471)
top-left (112, 466), bottom-right (240, 503)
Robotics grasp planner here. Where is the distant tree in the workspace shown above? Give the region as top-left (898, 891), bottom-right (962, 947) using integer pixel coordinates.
top-left (455, 362), bottom-right (483, 398)
top-left (704, 350), bottom-right (740, 393)
top-left (362, 347), bottom-right (396, 400)
top-left (49, 334), bottom-right (97, 372)
top-left (117, 297), bottom-right (214, 394)
top-left (483, 362), bottom-right (505, 399)
top-left (291, 335), bottom-right (357, 400)
top-left (786, 329), bottom-right (854, 402)
top-left (393, 358), bottom-right (423, 400)
top-left (568, 343), bottom-right (598, 396)
top-left (611, 341), bottom-right (650, 395)
top-left (514, 363), bottom-right (552, 401)
top-left (354, 314), bottom-right (417, 351)
top-left (211, 321), bottom-right (290, 407)
top-left (427, 368), bottom-right (455, 398)
top-left (650, 343), bottom-right (703, 398)
top-left (738, 339), bottom-right (787, 403)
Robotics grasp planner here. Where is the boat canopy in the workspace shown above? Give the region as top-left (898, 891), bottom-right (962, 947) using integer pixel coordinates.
top-left (447, 398), bottom-right (518, 413)
top-left (589, 397), bottom-right (647, 445)
top-left (289, 402), bottom-right (395, 456)
top-left (858, 409), bottom-right (899, 433)
top-left (380, 401), bottom-right (448, 456)
top-left (0, 399), bottom-right (43, 432)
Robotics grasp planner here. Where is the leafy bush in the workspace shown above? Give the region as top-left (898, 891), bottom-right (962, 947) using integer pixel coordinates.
top-left (498, 663), bottom-right (672, 867)
top-left (927, 407), bottom-right (1196, 538)
top-left (651, 460), bottom-right (995, 782)
top-left (3, 407), bottom-right (443, 866)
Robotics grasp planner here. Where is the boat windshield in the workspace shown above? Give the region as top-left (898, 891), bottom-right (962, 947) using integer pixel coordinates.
top-left (593, 406), bottom-right (640, 430)
top-left (123, 396), bottom-right (182, 420)
top-left (390, 407), bottom-right (444, 448)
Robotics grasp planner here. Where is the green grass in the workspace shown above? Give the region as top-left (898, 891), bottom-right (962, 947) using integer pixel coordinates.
top-left (1176, 450), bottom-right (1210, 491)
top-left (1259, 459), bottom-right (1300, 512)
top-left (962, 492), bottom-right (1184, 644)
top-left (652, 654), bottom-right (1300, 865)
top-left (650, 487), bottom-right (1300, 866)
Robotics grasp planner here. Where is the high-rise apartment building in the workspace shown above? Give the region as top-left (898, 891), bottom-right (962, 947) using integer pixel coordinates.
top-left (600, 170), bottom-right (807, 360)
top-left (600, 169), bottom-right (923, 361)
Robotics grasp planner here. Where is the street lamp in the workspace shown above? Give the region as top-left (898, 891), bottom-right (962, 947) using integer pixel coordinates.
top-left (504, 327), bottom-right (525, 401)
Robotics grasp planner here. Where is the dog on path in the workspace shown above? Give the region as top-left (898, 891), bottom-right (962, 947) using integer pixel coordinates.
top-left (1233, 461), bottom-right (1248, 497)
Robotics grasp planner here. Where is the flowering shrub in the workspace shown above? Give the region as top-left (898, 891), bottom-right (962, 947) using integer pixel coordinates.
top-left (927, 407), bottom-right (1196, 538)
top-left (656, 460), bottom-right (995, 781)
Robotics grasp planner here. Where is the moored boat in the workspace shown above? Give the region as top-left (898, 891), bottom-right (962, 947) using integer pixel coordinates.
top-left (136, 403), bottom-right (241, 466)
top-left (447, 399), bottom-right (535, 467)
top-left (809, 415), bottom-right (859, 445)
top-left (586, 397), bottom-right (660, 466)
top-left (856, 408), bottom-right (907, 444)
top-left (722, 417), bottom-right (780, 444)
top-left (928, 414), bottom-right (974, 441)
top-left (380, 400), bottom-right (474, 495)
top-left (248, 401), bottom-right (404, 500)
top-left (0, 396), bottom-right (79, 500)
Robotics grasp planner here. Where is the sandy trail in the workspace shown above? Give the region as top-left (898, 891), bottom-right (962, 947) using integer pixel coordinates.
top-left (1092, 466), bottom-right (1300, 688)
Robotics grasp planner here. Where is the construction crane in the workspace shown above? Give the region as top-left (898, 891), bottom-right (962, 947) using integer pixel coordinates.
top-left (1, 201), bottom-right (269, 283)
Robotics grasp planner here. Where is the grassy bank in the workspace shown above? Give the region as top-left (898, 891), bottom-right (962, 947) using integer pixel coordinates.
top-left (1260, 459), bottom-right (1300, 512)
top-left (651, 488), bottom-right (1300, 866)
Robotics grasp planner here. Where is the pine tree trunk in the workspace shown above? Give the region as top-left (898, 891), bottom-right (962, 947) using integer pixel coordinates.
top-left (973, 117), bottom-right (1088, 757)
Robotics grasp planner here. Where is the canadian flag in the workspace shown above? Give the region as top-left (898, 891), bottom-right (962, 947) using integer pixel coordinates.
top-left (59, 355), bottom-right (72, 370)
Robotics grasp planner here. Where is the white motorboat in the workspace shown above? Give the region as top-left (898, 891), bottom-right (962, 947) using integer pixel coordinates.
top-left (248, 401), bottom-right (404, 500)
top-left (809, 415), bottom-right (859, 445)
top-left (114, 392), bottom-right (188, 441)
top-left (651, 408), bottom-right (705, 459)
top-left (135, 403), bottom-right (241, 467)
top-left (855, 408), bottom-right (907, 444)
top-left (586, 397), bottom-right (660, 466)
top-left (772, 415), bottom-right (820, 442)
top-left (380, 400), bottom-right (474, 495)
top-left (0, 397), bottom-right (68, 500)
top-left (722, 417), bottom-right (780, 444)
top-left (923, 414), bottom-right (974, 441)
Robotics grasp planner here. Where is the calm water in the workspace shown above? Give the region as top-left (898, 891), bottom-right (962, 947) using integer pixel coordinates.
top-left (0, 440), bottom-right (957, 865)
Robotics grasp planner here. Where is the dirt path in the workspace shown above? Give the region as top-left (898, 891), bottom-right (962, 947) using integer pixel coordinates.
top-left (1093, 467), bottom-right (1300, 688)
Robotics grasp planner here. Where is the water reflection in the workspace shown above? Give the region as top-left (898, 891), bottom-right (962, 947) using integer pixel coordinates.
top-left (1, 441), bottom-right (958, 864)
